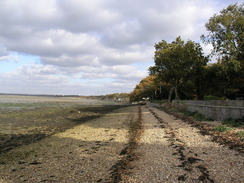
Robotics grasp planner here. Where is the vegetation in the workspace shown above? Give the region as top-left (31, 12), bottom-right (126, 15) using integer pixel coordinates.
top-left (183, 111), bottom-right (213, 121)
top-left (236, 131), bottom-right (244, 139)
top-left (101, 93), bottom-right (130, 102)
top-left (201, 4), bottom-right (243, 61)
top-left (129, 75), bottom-right (169, 102)
top-left (130, 3), bottom-right (243, 102)
top-left (223, 117), bottom-right (244, 127)
top-left (149, 37), bottom-right (208, 101)
top-left (202, 3), bottom-right (244, 99)
top-left (215, 126), bottom-right (232, 132)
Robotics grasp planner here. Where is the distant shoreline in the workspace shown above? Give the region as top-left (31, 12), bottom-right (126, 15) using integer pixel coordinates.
top-left (0, 93), bottom-right (81, 97)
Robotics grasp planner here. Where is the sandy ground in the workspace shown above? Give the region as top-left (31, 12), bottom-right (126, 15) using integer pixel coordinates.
top-left (0, 97), bottom-right (243, 183)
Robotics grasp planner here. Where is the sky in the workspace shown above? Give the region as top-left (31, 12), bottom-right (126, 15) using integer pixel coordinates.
top-left (0, 0), bottom-right (242, 95)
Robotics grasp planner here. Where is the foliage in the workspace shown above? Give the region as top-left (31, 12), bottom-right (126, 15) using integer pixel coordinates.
top-left (201, 3), bottom-right (244, 59)
top-left (129, 75), bottom-right (172, 102)
top-left (204, 63), bottom-right (226, 97)
top-left (223, 117), bottom-right (244, 127)
top-left (131, 4), bottom-right (243, 101)
top-left (93, 93), bottom-right (129, 102)
top-left (236, 131), bottom-right (244, 139)
top-left (183, 111), bottom-right (213, 121)
top-left (201, 3), bottom-right (244, 99)
top-left (149, 37), bottom-right (208, 101)
top-left (130, 75), bottom-right (160, 102)
top-left (204, 95), bottom-right (223, 100)
top-left (215, 126), bottom-right (232, 132)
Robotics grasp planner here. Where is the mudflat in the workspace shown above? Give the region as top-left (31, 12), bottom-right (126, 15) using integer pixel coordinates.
top-left (0, 95), bottom-right (126, 154)
top-left (0, 95), bottom-right (135, 182)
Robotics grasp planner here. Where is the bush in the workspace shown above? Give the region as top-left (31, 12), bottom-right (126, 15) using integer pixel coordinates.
top-left (204, 95), bottom-right (222, 100)
top-left (236, 131), bottom-right (244, 139)
top-left (183, 111), bottom-right (196, 116)
top-left (223, 118), bottom-right (244, 127)
top-left (215, 126), bottom-right (232, 132)
top-left (183, 111), bottom-right (213, 121)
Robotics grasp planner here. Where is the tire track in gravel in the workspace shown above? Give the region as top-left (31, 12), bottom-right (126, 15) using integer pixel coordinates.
top-left (147, 106), bottom-right (215, 182)
top-left (108, 106), bottom-right (143, 183)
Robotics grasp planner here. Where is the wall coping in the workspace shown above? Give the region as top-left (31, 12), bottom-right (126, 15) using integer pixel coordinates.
top-left (184, 103), bottom-right (244, 109)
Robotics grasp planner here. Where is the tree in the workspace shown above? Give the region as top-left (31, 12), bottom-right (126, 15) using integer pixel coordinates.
top-left (204, 63), bottom-right (226, 97)
top-left (130, 75), bottom-right (159, 102)
top-left (183, 41), bottom-right (209, 99)
top-left (201, 3), bottom-right (244, 98)
top-left (149, 37), bottom-right (208, 101)
top-left (201, 3), bottom-right (244, 60)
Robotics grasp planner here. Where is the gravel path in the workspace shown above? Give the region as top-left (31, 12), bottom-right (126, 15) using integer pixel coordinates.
top-left (0, 103), bottom-right (243, 183)
top-left (121, 103), bottom-right (244, 183)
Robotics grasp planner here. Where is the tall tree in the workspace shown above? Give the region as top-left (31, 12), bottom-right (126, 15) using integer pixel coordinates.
top-left (130, 75), bottom-right (159, 102)
top-left (201, 3), bottom-right (244, 98)
top-left (204, 63), bottom-right (226, 97)
top-left (201, 3), bottom-right (244, 60)
top-left (149, 37), bottom-right (208, 101)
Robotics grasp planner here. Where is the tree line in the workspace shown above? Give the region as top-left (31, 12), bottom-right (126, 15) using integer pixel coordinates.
top-left (130, 3), bottom-right (244, 102)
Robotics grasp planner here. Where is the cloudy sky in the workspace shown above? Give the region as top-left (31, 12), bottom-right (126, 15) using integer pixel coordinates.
top-left (0, 0), bottom-right (242, 95)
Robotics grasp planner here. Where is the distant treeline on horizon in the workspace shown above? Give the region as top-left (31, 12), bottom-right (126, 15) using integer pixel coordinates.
top-left (0, 93), bottom-right (81, 97)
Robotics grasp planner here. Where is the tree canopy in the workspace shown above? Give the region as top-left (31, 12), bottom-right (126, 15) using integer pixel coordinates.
top-left (201, 3), bottom-right (244, 61)
top-left (149, 37), bottom-right (208, 101)
top-left (202, 3), bottom-right (244, 98)
top-left (130, 75), bottom-right (159, 102)
top-left (130, 3), bottom-right (244, 102)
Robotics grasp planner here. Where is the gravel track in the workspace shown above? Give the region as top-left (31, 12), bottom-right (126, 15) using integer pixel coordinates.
top-left (121, 103), bottom-right (243, 183)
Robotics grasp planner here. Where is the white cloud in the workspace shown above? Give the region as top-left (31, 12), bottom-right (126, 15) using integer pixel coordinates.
top-left (0, 63), bottom-right (143, 95)
top-left (0, 55), bottom-right (19, 62)
top-left (0, 0), bottom-right (241, 95)
top-left (6, 29), bottom-right (101, 57)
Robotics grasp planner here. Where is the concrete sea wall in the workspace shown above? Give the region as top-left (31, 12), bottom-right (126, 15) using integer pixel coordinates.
top-left (172, 100), bottom-right (244, 121)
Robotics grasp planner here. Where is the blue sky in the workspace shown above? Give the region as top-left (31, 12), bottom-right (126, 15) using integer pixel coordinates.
top-left (0, 0), bottom-right (243, 95)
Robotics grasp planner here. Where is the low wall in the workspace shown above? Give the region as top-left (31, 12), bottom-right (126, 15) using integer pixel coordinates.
top-left (172, 100), bottom-right (244, 121)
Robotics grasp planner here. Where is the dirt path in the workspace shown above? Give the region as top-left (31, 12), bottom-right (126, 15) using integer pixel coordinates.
top-left (120, 103), bottom-right (244, 182)
top-left (0, 104), bottom-right (243, 183)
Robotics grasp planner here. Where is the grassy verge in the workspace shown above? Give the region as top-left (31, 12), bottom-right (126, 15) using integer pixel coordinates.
top-left (214, 126), bottom-right (232, 132)
top-left (222, 118), bottom-right (244, 127)
top-left (183, 111), bottom-right (213, 121)
top-left (236, 131), bottom-right (244, 139)
top-left (158, 103), bottom-right (244, 142)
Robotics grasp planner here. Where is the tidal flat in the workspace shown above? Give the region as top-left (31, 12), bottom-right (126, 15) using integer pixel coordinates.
top-left (0, 95), bottom-right (125, 154)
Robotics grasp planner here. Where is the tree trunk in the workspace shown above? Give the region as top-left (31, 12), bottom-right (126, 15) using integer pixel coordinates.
top-left (175, 85), bottom-right (180, 100)
top-left (175, 82), bottom-right (180, 100)
top-left (196, 76), bottom-right (204, 100)
top-left (168, 87), bottom-right (175, 102)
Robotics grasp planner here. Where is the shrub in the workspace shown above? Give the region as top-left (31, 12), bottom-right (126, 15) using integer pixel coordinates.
top-left (215, 126), bottom-right (232, 132)
top-left (223, 118), bottom-right (244, 127)
top-left (236, 131), bottom-right (244, 139)
top-left (204, 95), bottom-right (222, 100)
top-left (183, 111), bottom-right (213, 121)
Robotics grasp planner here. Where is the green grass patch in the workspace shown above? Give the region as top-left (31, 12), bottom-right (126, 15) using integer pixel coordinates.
top-left (236, 131), bottom-right (244, 139)
top-left (183, 111), bottom-right (213, 121)
top-left (204, 95), bottom-right (224, 100)
top-left (215, 126), bottom-right (232, 132)
top-left (223, 118), bottom-right (244, 127)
